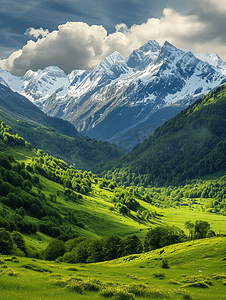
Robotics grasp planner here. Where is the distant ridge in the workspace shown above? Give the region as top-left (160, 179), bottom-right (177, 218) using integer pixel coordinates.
top-left (1, 40), bottom-right (226, 150)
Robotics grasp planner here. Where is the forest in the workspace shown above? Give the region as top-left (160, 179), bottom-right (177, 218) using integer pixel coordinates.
top-left (96, 84), bottom-right (226, 187)
top-left (0, 118), bottom-right (224, 265)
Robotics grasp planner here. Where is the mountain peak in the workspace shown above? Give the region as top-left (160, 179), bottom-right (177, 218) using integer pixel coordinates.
top-left (139, 40), bottom-right (161, 53)
top-left (93, 51), bottom-right (127, 75)
top-left (103, 51), bottom-right (125, 65)
top-left (126, 40), bottom-right (160, 69)
top-left (156, 41), bottom-right (185, 64)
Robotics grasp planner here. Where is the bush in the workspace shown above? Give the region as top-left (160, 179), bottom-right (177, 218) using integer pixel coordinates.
top-left (66, 281), bottom-right (84, 294)
top-left (183, 294), bottom-right (193, 300)
top-left (182, 281), bottom-right (209, 288)
top-left (43, 239), bottom-right (66, 261)
top-left (62, 252), bottom-right (75, 263)
top-left (152, 271), bottom-right (166, 279)
top-left (99, 287), bottom-right (115, 298)
top-left (114, 290), bottom-right (135, 300)
top-left (66, 279), bottom-right (101, 294)
top-left (127, 284), bottom-right (147, 296)
top-left (161, 259), bottom-right (169, 269)
top-left (181, 274), bottom-right (212, 286)
top-left (212, 273), bottom-right (226, 280)
top-left (168, 279), bottom-right (180, 285)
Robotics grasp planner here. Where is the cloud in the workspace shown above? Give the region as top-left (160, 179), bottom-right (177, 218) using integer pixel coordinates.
top-left (1, 0), bottom-right (226, 76)
top-left (25, 27), bottom-right (49, 39)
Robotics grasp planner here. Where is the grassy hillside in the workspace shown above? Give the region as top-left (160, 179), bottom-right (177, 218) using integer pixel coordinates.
top-left (0, 118), bottom-right (225, 243)
top-left (0, 110), bottom-right (123, 170)
top-left (1, 236), bottom-right (226, 299)
top-left (0, 83), bottom-right (80, 138)
top-left (96, 84), bottom-right (226, 187)
top-left (1, 117), bottom-right (226, 299)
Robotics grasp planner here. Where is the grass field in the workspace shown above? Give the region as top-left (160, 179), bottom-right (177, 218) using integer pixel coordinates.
top-left (18, 172), bottom-right (226, 250)
top-left (1, 132), bottom-right (226, 299)
top-left (1, 236), bottom-right (226, 300)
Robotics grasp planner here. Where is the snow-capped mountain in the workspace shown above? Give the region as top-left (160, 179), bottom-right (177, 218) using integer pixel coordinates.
top-left (1, 40), bottom-right (226, 150)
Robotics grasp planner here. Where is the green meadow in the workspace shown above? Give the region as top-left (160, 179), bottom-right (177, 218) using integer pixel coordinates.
top-left (1, 116), bottom-right (226, 300)
top-left (1, 236), bottom-right (226, 300)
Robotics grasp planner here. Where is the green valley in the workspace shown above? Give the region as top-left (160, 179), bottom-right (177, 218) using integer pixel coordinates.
top-left (1, 85), bottom-right (226, 299)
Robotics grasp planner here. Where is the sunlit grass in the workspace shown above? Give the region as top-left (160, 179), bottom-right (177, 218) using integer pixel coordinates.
top-left (1, 236), bottom-right (226, 299)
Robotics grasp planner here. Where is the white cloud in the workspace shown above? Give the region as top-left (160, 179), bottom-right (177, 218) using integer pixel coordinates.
top-left (0, 0), bottom-right (226, 76)
top-left (25, 27), bottom-right (49, 39)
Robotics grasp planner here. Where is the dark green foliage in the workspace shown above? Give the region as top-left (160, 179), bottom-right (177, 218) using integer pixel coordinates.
top-left (96, 84), bottom-right (226, 187)
top-left (185, 220), bottom-right (213, 240)
top-left (86, 239), bottom-right (104, 263)
top-left (143, 225), bottom-right (187, 252)
top-left (152, 271), bottom-right (166, 279)
top-left (21, 263), bottom-right (52, 273)
top-left (122, 234), bottom-right (143, 256)
top-left (0, 228), bottom-right (14, 254)
top-left (11, 231), bottom-right (27, 255)
top-left (0, 111), bottom-right (123, 171)
top-left (52, 233), bottom-right (143, 263)
top-left (194, 220), bottom-right (211, 239)
top-left (102, 234), bottom-right (123, 261)
top-left (72, 239), bottom-right (89, 263)
top-left (161, 259), bottom-right (169, 269)
top-left (43, 238), bottom-right (66, 260)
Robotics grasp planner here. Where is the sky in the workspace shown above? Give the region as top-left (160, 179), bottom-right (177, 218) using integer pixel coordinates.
top-left (0, 0), bottom-right (226, 76)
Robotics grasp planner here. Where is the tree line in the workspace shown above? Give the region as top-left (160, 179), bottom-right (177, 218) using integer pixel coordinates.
top-left (0, 220), bottom-right (217, 263)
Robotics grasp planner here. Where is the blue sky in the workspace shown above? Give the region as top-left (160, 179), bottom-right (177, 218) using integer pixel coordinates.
top-left (0, 0), bottom-right (225, 75)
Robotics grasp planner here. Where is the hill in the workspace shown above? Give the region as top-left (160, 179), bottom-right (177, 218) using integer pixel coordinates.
top-left (0, 83), bottom-right (79, 138)
top-left (0, 236), bottom-right (226, 300)
top-left (1, 118), bottom-right (226, 299)
top-left (1, 117), bottom-right (226, 241)
top-left (96, 84), bottom-right (226, 186)
top-left (0, 83), bottom-right (123, 170)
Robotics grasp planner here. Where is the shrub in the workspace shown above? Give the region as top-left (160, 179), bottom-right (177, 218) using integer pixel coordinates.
top-left (99, 287), bottom-right (115, 298)
top-left (66, 278), bottom-right (102, 294)
top-left (82, 280), bottom-right (101, 292)
top-left (127, 284), bottom-right (146, 296)
top-left (62, 252), bottom-right (75, 263)
top-left (8, 269), bottom-right (19, 277)
top-left (212, 273), bottom-right (226, 280)
top-left (168, 279), bottom-right (180, 285)
top-left (21, 263), bottom-right (52, 273)
top-left (114, 289), bottom-right (135, 300)
top-left (67, 281), bottom-right (84, 294)
top-left (181, 274), bottom-right (212, 286)
top-left (183, 294), bottom-right (193, 300)
top-left (161, 258), bottom-right (169, 269)
top-left (145, 286), bottom-right (170, 299)
top-left (182, 281), bottom-right (209, 288)
top-left (152, 271), bottom-right (166, 279)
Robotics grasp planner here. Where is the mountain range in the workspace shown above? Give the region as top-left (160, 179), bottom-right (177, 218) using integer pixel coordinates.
top-left (1, 40), bottom-right (226, 150)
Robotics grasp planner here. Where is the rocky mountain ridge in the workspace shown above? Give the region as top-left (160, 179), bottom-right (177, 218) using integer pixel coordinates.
top-left (1, 40), bottom-right (226, 150)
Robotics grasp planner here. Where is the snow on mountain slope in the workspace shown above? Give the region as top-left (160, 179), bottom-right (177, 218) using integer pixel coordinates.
top-left (2, 40), bottom-right (226, 150)
top-left (20, 66), bottom-right (72, 109)
top-left (181, 47), bottom-right (226, 71)
top-left (0, 68), bottom-right (23, 90)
